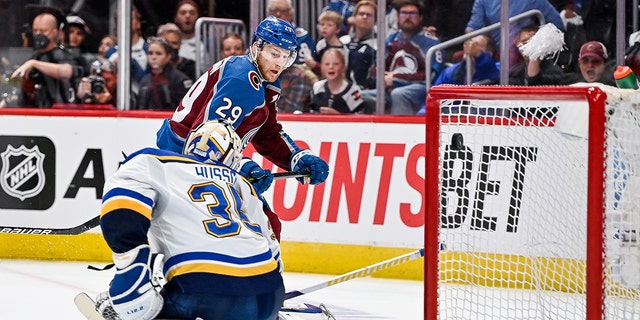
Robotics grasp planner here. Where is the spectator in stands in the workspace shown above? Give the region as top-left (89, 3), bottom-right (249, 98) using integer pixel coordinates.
top-left (76, 59), bottom-right (116, 105)
top-left (563, 40), bottom-right (616, 86)
top-left (626, 31), bottom-right (640, 78)
top-left (76, 34), bottom-right (118, 106)
top-left (363, 0), bottom-right (444, 114)
top-left (548, 0), bottom-right (586, 73)
top-left (306, 10), bottom-right (349, 78)
top-left (577, 0), bottom-right (619, 59)
top-left (267, 0), bottom-right (316, 67)
top-left (65, 15), bottom-right (93, 76)
top-left (220, 32), bottom-right (246, 58)
top-left (323, 0), bottom-right (358, 36)
top-left (310, 48), bottom-right (368, 114)
top-left (278, 65), bottom-right (315, 113)
top-left (434, 34), bottom-right (499, 85)
top-left (157, 22), bottom-right (196, 81)
top-left (266, 0), bottom-right (317, 113)
top-left (11, 10), bottom-right (79, 107)
top-left (385, 0), bottom-right (398, 35)
top-left (516, 32), bottom-right (615, 87)
top-left (109, 5), bottom-right (149, 100)
top-left (426, 0), bottom-right (474, 62)
top-left (553, 0), bottom-right (635, 68)
top-left (509, 23), bottom-right (566, 86)
top-left (465, 0), bottom-right (564, 69)
top-left (341, 0), bottom-right (377, 90)
top-left (98, 35), bottom-right (117, 59)
top-left (137, 37), bottom-right (192, 110)
top-left (173, 0), bottom-right (209, 70)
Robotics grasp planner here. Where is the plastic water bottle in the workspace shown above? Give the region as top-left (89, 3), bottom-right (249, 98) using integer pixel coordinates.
top-left (614, 65), bottom-right (639, 89)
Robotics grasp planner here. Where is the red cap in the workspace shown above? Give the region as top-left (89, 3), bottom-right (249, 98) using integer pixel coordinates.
top-left (579, 41), bottom-right (608, 61)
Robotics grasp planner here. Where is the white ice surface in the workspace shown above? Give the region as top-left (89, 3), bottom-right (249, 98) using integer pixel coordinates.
top-left (0, 259), bottom-right (424, 319)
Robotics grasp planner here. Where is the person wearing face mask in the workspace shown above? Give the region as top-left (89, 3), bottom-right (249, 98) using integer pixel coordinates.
top-left (155, 16), bottom-right (330, 243)
top-left (11, 9), bottom-right (79, 107)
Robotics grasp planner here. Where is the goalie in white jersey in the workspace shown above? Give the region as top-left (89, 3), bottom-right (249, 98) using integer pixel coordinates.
top-left (95, 120), bottom-right (284, 320)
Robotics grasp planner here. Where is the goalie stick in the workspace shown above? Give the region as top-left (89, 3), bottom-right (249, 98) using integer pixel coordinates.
top-left (76, 250), bottom-right (423, 318)
top-left (0, 215), bottom-right (100, 235)
top-left (75, 292), bottom-right (335, 320)
top-left (77, 293), bottom-right (336, 320)
top-left (74, 293), bottom-right (104, 320)
top-left (284, 248), bottom-right (425, 300)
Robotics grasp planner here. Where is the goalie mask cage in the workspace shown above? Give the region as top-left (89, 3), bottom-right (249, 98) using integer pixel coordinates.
top-left (424, 85), bottom-right (640, 320)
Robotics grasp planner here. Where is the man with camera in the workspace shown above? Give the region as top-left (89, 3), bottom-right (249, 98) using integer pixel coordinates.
top-left (11, 9), bottom-right (80, 107)
top-left (76, 59), bottom-right (115, 104)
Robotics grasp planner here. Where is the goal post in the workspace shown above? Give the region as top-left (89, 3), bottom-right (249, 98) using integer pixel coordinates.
top-left (424, 85), bottom-right (640, 319)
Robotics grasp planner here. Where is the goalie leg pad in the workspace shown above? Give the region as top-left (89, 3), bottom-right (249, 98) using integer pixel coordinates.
top-left (108, 244), bottom-right (164, 320)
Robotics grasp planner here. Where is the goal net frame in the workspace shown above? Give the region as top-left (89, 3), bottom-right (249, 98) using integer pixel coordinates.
top-left (424, 85), bottom-right (638, 320)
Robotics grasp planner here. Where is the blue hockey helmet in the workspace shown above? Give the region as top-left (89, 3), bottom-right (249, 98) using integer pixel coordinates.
top-left (253, 15), bottom-right (297, 52)
top-left (251, 16), bottom-right (297, 69)
top-left (183, 120), bottom-right (242, 170)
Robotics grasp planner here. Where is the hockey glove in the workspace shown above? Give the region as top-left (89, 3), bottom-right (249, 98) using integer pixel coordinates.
top-left (106, 244), bottom-right (163, 320)
top-left (290, 150), bottom-right (329, 185)
top-left (239, 158), bottom-right (274, 194)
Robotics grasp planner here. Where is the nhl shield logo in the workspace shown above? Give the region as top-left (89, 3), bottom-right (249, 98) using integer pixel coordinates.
top-left (0, 145), bottom-right (46, 201)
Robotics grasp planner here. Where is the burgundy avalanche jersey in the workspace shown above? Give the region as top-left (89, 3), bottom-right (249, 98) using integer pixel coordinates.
top-left (385, 30), bottom-right (444, 83)
top-left (156, 55), bottom-right (301, 170)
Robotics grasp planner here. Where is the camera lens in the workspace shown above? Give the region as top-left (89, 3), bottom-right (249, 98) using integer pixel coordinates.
top-left (90, 76), bottom-right (105, 94)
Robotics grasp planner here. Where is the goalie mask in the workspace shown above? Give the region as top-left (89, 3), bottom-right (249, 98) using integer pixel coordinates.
top-left (183, 120), bottom-right (242, 170)
top-left (249, 15), bottom-right (298, 69)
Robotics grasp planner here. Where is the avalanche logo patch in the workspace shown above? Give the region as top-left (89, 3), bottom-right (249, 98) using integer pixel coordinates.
top-left (248, 71), bottom-right (261, 91)
top-left (0, 136), bottom-right (55, 210)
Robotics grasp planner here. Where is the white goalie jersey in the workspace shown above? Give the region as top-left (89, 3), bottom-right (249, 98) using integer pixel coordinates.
top-left (100, 148), bottom-right (281, 282)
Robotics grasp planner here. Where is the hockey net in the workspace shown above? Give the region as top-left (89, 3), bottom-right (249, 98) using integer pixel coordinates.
top-left (424, 85), bottom-right (640, 320)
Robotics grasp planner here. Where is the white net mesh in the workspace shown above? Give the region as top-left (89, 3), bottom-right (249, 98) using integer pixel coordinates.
top-left (431, 85), bottom-right (640, 320)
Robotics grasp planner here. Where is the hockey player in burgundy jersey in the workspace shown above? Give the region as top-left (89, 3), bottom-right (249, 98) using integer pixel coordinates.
top-left (156, 16), bottom-right (329, 240)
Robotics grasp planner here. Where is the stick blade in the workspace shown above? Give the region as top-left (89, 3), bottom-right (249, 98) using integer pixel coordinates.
top-left (74, 292), bottom-right (104, 320)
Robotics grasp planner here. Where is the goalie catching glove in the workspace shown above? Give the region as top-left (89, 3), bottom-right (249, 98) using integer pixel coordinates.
top-left (290, 150), bottom-right (329, 185)
top-left (96, 244), bottom-right (163, 320)
top-left (239, 157), bottom-right (274, 194)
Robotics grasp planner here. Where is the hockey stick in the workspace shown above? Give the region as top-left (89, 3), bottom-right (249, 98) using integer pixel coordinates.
top-left (273, 170), bottom-right (310, 180)
top-left (247, 169), bottom-right (310, 183)
top-left (284, 248), bottom-right (425, 300)
top-left (0, 215), bottom-right (100, 235)
top-left (1, 172), bottom-right (305, 235)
